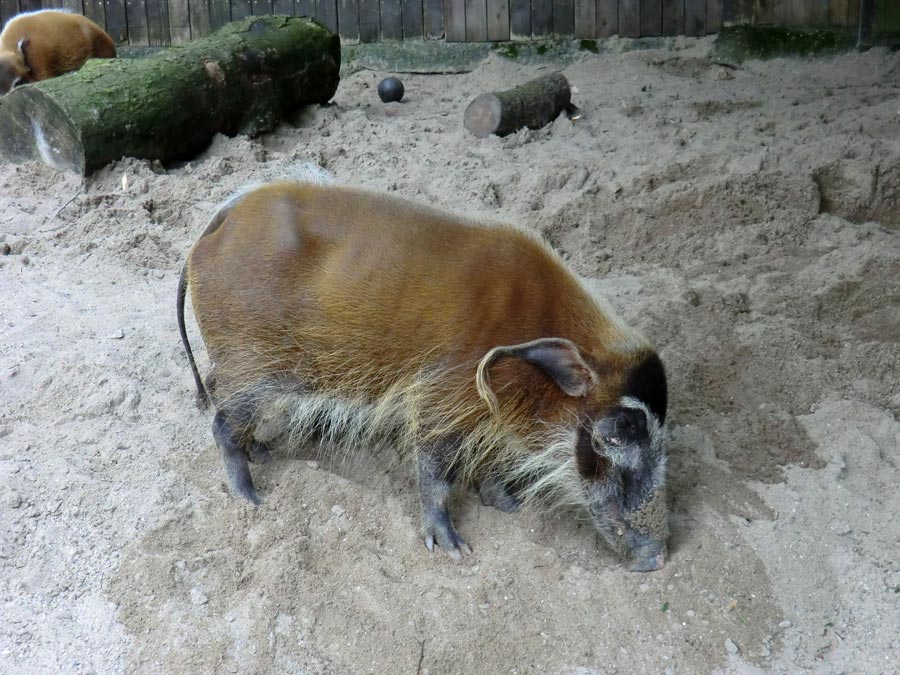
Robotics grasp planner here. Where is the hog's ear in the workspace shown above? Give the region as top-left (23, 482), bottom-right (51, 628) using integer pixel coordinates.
top-left (476, 338), bottom-right (597, 414)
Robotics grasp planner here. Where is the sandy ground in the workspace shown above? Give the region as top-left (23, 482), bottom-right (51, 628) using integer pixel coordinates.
top-left (1, 38), bottom-right (899, 674)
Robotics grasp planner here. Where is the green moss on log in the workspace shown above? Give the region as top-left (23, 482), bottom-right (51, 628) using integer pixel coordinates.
top-left (0, 16), bottom-right (340, 175)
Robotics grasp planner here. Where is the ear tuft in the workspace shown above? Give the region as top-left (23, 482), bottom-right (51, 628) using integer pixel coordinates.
top-left (17, 37), bottom-right (32, 71)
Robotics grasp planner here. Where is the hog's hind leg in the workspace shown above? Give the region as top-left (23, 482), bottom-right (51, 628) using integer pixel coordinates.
top-left (417, 442), bottom-right (472, 561)
top-left (248, 440), bottom-right (272, 464)
top-left (478, 475), bottom-right (522, 513)
top-left (212, 410), bottom-right (262, 505)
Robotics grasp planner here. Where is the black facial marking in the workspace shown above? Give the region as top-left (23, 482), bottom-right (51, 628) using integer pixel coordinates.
top-left (624, 354), bottom-right (668, 425)
top-left (621, 465), bottom-right (654, 510)
top-left (576, 423), bottom-right (610, 480)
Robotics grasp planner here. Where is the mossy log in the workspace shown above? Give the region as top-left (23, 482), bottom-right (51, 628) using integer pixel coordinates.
top-left (0, 16), bottom-right (340, 175)
top-left (463, 73), bottom-right (571, 138)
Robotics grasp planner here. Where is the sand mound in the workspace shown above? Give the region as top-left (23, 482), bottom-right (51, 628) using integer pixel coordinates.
top-left (1, 40), bottom-right (898, 673)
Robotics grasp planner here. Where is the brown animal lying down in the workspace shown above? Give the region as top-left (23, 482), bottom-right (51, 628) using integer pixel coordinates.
top-left (178, 177), bottom-right (671, 572)
top-left (0, 10), bottom-right (116, 95)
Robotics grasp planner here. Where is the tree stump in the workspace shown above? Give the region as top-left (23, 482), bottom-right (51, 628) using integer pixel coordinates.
top-left (463, 73), bottom-right (571, 138)
top-left (0, 16), bottom-right (340, 175)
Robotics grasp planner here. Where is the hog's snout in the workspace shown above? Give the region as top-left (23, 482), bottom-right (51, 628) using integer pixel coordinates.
top-left (625, 530), bottom-right (666, 572)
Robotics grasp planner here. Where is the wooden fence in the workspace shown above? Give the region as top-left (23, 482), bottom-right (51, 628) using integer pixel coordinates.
top-left (0, 0), bottom-right (895, 45)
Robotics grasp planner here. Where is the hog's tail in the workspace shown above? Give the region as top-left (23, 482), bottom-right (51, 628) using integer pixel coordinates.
top-left (177, 263), bottom-right (210, 409)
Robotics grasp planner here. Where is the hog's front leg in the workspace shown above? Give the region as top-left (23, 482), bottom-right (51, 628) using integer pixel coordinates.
top-left (417, 444), bottom-right (471, 560)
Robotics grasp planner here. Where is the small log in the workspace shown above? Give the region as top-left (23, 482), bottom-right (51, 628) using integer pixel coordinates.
top-left (463, 73), bottom-right (571, 138)
top-left (0, 16), bottom-right (340, 175)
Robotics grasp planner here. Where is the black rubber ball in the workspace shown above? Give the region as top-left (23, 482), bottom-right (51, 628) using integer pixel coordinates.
top-left (377, 77), bottom-right (405, 103)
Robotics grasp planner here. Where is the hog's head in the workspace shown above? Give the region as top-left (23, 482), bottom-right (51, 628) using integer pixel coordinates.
top-left (0, 39), bottom-right (30, 96)
top-left (478, 339), bottom-right (670, 571)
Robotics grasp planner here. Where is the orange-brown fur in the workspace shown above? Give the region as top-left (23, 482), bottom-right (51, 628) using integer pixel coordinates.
top-left (186, 182), bottom-right (654, 472)
top-left (0, 11), bottom-right (116, 95)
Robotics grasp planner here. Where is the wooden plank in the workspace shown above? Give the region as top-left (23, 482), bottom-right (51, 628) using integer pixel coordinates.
top-left (884, 0), bottom-right (900, 33)
top-left (640, 0), bottom-right (660, 34)
top-left (295, 0), bottom-right (315, 17)
top-left (126, 0), bottom-right (149, 43)
top-left (272, 0), bottom-right (291, 15)
top-left (574, 0), bottom-right (596, 37)
top-left (169, 0), bottom-right (191, 42)
top-left (706, 0), bottom-right (721, 31)
top-left (531, 0), bottom-right (552, 36)
top-left (619, 0), bottom-right (640, 36)
top-left (0, 0), bottom-right (13, 29)
top-left (231, 0), bottom-right (252, 20)
top-left (424, 0), bottom-right (444, 36)
top-left (338, 0), bottom-right (359, 40)
top-left (316, 0), bottom-right (337, 31)
top-left (207, 0), bottom-right (229, 30)
top-left (807, 0), bottom-right (829, 26)
top-left (722, 0), bottom-right (764, 25)
top-left (684, 0), bottom-right (704, 34)
top-left (251, 0), bottom-right (272, 15)
top-left (857, 0), bottom-right (873, 42)
top-left (846, 0), bottom-right (858, 31)
top-left (721, 0), bottom-right (734, 23)
top-left (61, 0), bottom-right (84, 12)
top-left (191, 0), bottom-right (212, 36)
top-left (755, 0), bottom-right (773, 24)
top-left (553, 0), bottom-right (574, 35)
top-left (380, 0), bottom-right (401, 38)
top-left (788, 0), bottom-right (807, 25)
top-left (445, 0), bottom-right (465, 40)
top-left (0, 0), bottom-right (18, 26)
top-left (773, 0), bottom-right (789, 24)
top-left (597, 0), bottom-right (617, 35)
top-left (18, 0), bottom-right (40, 12)
top-left (510, 0), bottom-right (530, 38)
top-left (465, 0), bottom-right (487, 40)
top-left (104, 0), bottom-right (128, 42)
top-left (486, 0), bottom-right (508, 39)
top-left (83, 0), bottom-right (107, 30)
top-left (661, 0), bottom-right (682, 34)
top-left (358, 0), bottom-right (379, 40)
top-left (146, 0), bottom-right (171, 44)
top-left (728, 0), bottom-right (758, 24)
top-left (829, 0), bottom-right (849, 27)
top-left (402, 0), bottom-right (423, 37)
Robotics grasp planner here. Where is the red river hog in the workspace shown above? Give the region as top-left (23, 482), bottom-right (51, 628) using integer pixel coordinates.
top-left (177, 180), bottom-right (671, 571)
top-left (0, 10), bottom-right (116, 95)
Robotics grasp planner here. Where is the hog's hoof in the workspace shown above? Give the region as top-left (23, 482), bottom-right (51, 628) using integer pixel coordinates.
top-left (423, 513), bottom-right (472, 561)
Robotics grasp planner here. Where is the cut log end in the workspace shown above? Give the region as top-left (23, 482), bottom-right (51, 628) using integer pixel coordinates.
top-left (0, 88), bottom-right (84, 174)
top-left (463, 93), bottom-right (503, 138)
top-left (463, 73), bottom-right (572, 139)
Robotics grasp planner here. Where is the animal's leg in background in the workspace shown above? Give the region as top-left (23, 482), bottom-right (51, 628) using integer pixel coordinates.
top-left (212, 410), bottom-right (262, 505)
top-left (417, 440), bottom-right (471, 560)
top-left (478, 475), bottom-right (522, 513)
